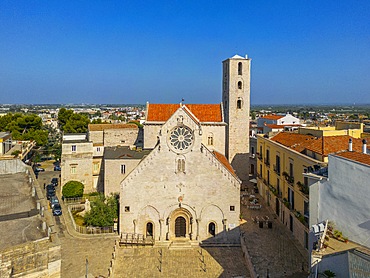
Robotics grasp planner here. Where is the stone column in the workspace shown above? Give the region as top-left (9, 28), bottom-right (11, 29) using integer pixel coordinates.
top-left (166, 217), bottom-right (170, 240)
top-left (159, 219), bottom-right (164, 241)
top-left (196, 218), bottom-right (201, 240)
top-left (133, 219), bottom-right (137, 234)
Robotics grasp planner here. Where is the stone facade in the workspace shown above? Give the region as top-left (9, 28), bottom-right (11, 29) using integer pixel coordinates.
top-left (120, 107), bottom-right (241, 244)
top-left (222, 55), bottom-right (251, 182)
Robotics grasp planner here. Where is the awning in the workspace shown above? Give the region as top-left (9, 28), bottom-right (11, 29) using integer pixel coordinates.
top-left (249, 178), bottom-right (257, 184)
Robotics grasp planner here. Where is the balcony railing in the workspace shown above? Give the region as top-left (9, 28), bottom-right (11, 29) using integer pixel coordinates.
top-left (273, 164), bottom-right (280, 176)
top-left (282, 171), bottom-right (294, 185)
top-left (297, 181), bottom-right (309, 196)
top-left (256, 153), bottom-right (262, 160)
top-left (293, 210), bottom-right (309, 228)
top-left (264, 158), bottom-right (270, 167)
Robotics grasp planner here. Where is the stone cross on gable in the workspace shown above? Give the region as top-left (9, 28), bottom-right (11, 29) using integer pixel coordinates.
top-left (176, 183), bottom-right (185, 192)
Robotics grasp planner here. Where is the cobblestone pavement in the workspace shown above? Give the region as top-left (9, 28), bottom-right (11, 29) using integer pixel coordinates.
top-left (240, 185), bottom-right (309, 278)
top-left (114, 246), bottom-right (251, 277)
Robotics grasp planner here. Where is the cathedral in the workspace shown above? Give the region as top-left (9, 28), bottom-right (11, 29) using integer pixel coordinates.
top-left (61, 55), bottom-right (250, 244)
top-left (119, 55), bottom-right (251, 244)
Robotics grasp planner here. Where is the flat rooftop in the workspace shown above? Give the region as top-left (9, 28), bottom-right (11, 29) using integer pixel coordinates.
top-left (0, 172), bottom-right (44, 250)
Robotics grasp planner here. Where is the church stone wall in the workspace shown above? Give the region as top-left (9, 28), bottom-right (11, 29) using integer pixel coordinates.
top-left (200, 125), bottom-right (226, 155)
top-left (120, 109), bottom-right (240, 243)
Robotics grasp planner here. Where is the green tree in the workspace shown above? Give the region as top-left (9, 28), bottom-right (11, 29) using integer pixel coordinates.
top-left (62, 181), bottom-right (84, 198)
top-left (58, 109), bottom-right (90, 133)
top-left (58, 108), bottom-right (73, 131)
top-left (84, 193), bottom-right (119, 227)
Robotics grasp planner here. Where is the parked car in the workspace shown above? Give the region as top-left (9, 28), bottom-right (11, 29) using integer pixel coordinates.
top-left (54, 165), bottom-right (61, 171)
top-left (35, 167), bottom-right (45, 172)
top-left (46, 185), bottom-right (55, 200)
top-left (49, 196), bottom-right (60, 208)
top-left (51, 177), bottom-right (59, 186)
top-left (52, 204), bottom-right (62, 216)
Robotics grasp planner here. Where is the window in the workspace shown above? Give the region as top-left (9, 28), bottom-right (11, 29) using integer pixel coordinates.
top-left (238, 62), bottom-right (242, 75)
top-left (267, 170), bottom-right (270, 185)
top-left (266, 149), bottom-right (270, 165)
top-left (121, 165), bottom-right (126, 174)
top-left (208, 134), bottom-right (214, 145)
top-left (70, 166), bottom-right (76, 174)
top-left (251, 146), bottom-right (255, 155)
top-left (124, 206), bottom-right (130, 212)
top-left (177, 159), bottom-right (185, 173)
top-left (304, 177), bottom-right (308, 186)
top-left (238, 81), bottom-right (242, 89)
top-left (237, 99), bottom-right (242, 109)
top-left (275, 155), bottom-right (280, 173)
top-left (71, 145), bottom-right (76, 152)
top-left (277, 178), bottom-right (280, 194)
top-left (230, 206), bottom-right (235, 211)
top-left (96, 147), bottom-right (101, 152)
top-left (289, 161), bottom-right (294, 178)
top-left (93, 163), bottom-right (99, 172)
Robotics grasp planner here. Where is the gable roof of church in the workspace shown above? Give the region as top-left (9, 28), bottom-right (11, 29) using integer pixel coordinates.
top-left (212, 150), bottom-right (238, 179)
top-left (146, 103), bottom-right (223, 123)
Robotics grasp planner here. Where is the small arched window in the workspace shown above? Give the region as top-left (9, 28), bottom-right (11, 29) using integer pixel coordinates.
top-left (176, 156), bottom-right (186, 173)
top-left (208, 222), bottom-right (216, 236)
top-left (208, 133), bottom-right (214, 146)
top-left (238, 81), bottom-right (242, 90)
top-left (237, 99), bottom-right (243, 109)
top-left (238, 62), bottom-right (242, 75)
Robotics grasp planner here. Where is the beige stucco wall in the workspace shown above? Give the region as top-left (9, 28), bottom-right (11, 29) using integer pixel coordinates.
top-left (61, 142), bottom-right (94, 193)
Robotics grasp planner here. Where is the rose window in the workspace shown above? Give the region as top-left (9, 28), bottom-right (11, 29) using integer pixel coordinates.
top-left (169, 126), bottom-right (194, 152)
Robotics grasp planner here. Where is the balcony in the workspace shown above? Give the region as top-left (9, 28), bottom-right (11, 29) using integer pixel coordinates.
top-left (256, 153), bottom-right (262, 160)
top-left (293, 210), bottom-right (309, 228)
top-left (273, 164), bottom-right (280, 176)
top-left (297, 181), bottom-right (309, 196)
top-left (264, 158), bottom-right (270, 167)
top-left (282, 198), bottom-right (292, 210)
top-left (282, 171), bottom-right (294, 185)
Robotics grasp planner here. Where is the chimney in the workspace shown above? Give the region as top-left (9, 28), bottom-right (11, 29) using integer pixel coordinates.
top-left (363, 139), bottom-right (367, 154)
top-left (348, 138), bottom-right (353, 152)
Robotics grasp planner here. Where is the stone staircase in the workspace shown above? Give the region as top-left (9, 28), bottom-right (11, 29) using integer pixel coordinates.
top-left (113, 247), bottom-right (227, 277)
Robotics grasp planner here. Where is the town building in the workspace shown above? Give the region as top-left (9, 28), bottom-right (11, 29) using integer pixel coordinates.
top-left (307, 142), bottom-right (370, 277)
top-left (256, 125), bottom-right (368, 251)
top-left (257, 114), bottom-right (301, 134)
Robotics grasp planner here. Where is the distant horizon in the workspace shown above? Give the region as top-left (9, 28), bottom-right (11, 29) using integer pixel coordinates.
top-left (1, 1), bottom-right (369, 105)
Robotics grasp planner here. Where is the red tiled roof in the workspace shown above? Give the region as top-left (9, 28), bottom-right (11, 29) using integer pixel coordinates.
top-left (146, 104), bottom-right (223, 122)
top-left (335, 151), bottom-right (370, 166)
top-left (271, 132), bottom-right (316, 153)
top-left (212, 150), bottom-right (238, 178)
top-left (261, 114), bottom-right (284, 120)
top-left (88, 123), bottom-right (138, 131)
top-left (305, 136), bottom-right (364, 156)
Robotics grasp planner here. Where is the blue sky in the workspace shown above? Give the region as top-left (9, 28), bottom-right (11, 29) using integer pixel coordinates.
top-left (0, 1), bottom-right (369, 105)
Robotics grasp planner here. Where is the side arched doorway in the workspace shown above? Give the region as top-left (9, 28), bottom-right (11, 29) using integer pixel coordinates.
top-left (146, 222), bottom-right (154, 237)
top-left (175, 216), bottom-right (186, 237)
top-left (208, 222), bottom-right (216, 236)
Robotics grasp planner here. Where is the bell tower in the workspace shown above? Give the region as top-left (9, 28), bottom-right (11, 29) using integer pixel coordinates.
top-left (222, 55), bottom-right (251, 182)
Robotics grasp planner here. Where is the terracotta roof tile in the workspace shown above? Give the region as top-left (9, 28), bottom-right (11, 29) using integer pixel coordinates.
top-left (335, 151), bottom-right (370, 166)
top-left (261, 114), bottom-right (284, 120)
top-left (212, 150), bottom-right (238, 178)
top-left (271, 132), bottom-right (316, 153)
top-left (305, 136), bottom-right (364, 156)
top-left (146, 104), bottom-right (223, 122)
top-left (88, 123), bottom-right (138, 131)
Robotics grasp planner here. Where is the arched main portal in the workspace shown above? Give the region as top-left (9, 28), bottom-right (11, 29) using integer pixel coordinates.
top-left (169, 207), bottom-right (193, 240)
top-left (175, 216), bottom-right (186, 237)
